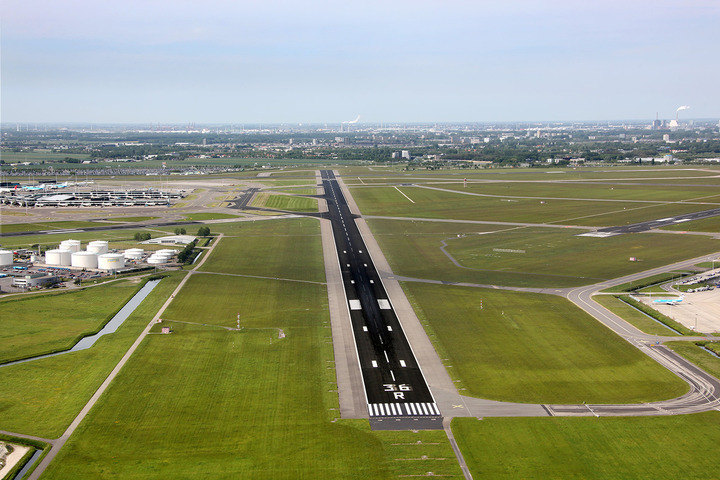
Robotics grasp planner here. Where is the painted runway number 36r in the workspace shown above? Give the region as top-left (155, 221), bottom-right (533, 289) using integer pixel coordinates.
top-left (384, 383), bottom-right (412, 399)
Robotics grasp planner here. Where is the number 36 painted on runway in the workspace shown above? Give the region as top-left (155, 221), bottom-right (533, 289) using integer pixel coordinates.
top-left (383, 384), bottom-right (412, 392)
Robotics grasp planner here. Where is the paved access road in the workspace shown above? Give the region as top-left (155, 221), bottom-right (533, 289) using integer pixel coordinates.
top-left (320, 170), bottom-right (441, 428)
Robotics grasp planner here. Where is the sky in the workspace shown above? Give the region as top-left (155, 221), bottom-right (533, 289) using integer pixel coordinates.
top-left (2, 0), bottom-right (719, 123)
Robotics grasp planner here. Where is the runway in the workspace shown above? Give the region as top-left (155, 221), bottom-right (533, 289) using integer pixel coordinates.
top-left (320, 170), bottom-right (441, 429)
top-left (593, 207), bottom-right (720, 235)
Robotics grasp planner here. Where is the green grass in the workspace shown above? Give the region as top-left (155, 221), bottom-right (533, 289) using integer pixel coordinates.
top-left (0, 150), bottom-right (90, 163)
top-left (445, 229), bottom-right (720, 284)
top-left (351, 185), bottom-right (714, 226)
top-left (162, 273), bottom-right (327, 328)
top-left (602, 271), bottom-right (693, 293)
top-left (705, 342), bottom-right (720, 356)
top-left (182, 212), bottom-right (241, 221)
top-left (661, 216), bottom-right (720, 232)
top-left (200, 218), bottom-right (325, 282)
top-left (0, 272), bottom-right (185, 438)
top-left (268, 187), bottom-right (317, 195)
top-left (0, 280), bottom-right (141, 364)
top-left (0, 220), bottom-right (100, 234)
top-left (453, 413), bottom-right (720, 480)
top-left (352, 185), bottom-right (631, 224)
top-left (0, 227), bottom-right (160, 249)
top-left (403, 282), bottom-right (688, 403)
top-left (367, 218), bottom-right (720, 288)
top-left (40, 272), bottom-right (461, 479)
top-left (666, 342), bottom-right (720, 379)
top-left (439, 181), bottom-right (719, 202)
top-left (253, 192), bottom-right (319, 212)
top-left (593, 295), bottom-right (678, 335)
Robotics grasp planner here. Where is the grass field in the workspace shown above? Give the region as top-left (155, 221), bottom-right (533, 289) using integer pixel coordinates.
top-left (0, 150), bottom-right (90, 163)
top-left (452, 413), bottom-right (720, 480)
top-left (0, 220), bottom-right (101, 234)
top-left (0, 280), bottom-right (141, 364)
top-left (366, 218), bottom-right (720, 288)
top-left (41, 269), bottom-right (461, 479)
top-left (593, 295), bottom-right (678, 335)
top-left (351, 185), bottom-right (714, 227)
top-left (182, 212), bottom-right (241, 221)
top-left (666, 342), bottom-right (720, 380)
top-left (0, 272), bottom-right (185, 438)
top-left (200, 218), bottom-right (324, 282)
top-left (268, 187), bottom-right (317, 195)
top-left (252, 192), bottom-right (318, 212)
top-left (162, 273), bottom-right (327, 328)
top-left (402, 282), bottom-right (687, 403)
top-left (0, 227), bottom-right (160, 249)
top-left (445, 228), bottom-right (719, 284)
top-left (438, 181), bottom-right (720, 202)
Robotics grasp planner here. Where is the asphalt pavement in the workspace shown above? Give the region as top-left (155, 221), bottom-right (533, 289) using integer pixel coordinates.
top-left (320, 170), bottom-right (441, 428)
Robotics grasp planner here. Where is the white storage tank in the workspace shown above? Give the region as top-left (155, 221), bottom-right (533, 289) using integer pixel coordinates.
top-left (30, 254), bottom-right (40, 263)
top-left (123, 248), bottom-right (144, 260)
top-left (87, 241), bottom-right (109, 254)
top-left (98, 253), bottom-right (125, 271)
top-left (72, 251), bottom-right (98, 269)
top-left (60, 240), bottom-right (82, 252)
top-left (156, 249), bottom-right (179, 256)
top-left (147, 253), bottom-right (171, 264)
top-left (0, 250), bottom-right (13, 266)
top-left (46, 249), bottom-right (72, 266)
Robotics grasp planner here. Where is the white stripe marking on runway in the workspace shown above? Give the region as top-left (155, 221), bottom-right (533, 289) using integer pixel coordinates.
top-left (394, 186), bottom-right (415, 203)
top-left (378, 299), bottom-right (391, 309)
top-left (399, 360), bottom-right (406, 367)
top-left (349, 300), bottom-right (362, 310)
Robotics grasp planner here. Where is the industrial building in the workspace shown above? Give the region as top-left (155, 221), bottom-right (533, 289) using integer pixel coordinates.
top-left (0, 187), bottom-right (185, 208)
top-left (12, 273), bottom-right (60, 289)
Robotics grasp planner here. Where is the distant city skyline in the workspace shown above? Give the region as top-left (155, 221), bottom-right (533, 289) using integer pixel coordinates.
top-left (2, 0), bottom-right (719, 123)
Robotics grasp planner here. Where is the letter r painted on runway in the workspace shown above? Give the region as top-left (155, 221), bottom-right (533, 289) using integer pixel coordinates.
top-left (393, 392), bottom-right (405, 399)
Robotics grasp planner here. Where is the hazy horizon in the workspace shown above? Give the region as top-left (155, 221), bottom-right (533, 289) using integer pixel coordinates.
top-left (2, 0), bottom-right (719, 124)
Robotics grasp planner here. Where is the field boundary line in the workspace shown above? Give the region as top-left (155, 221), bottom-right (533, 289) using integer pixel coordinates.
top-left (196, 270), bottom-right (326, 285)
